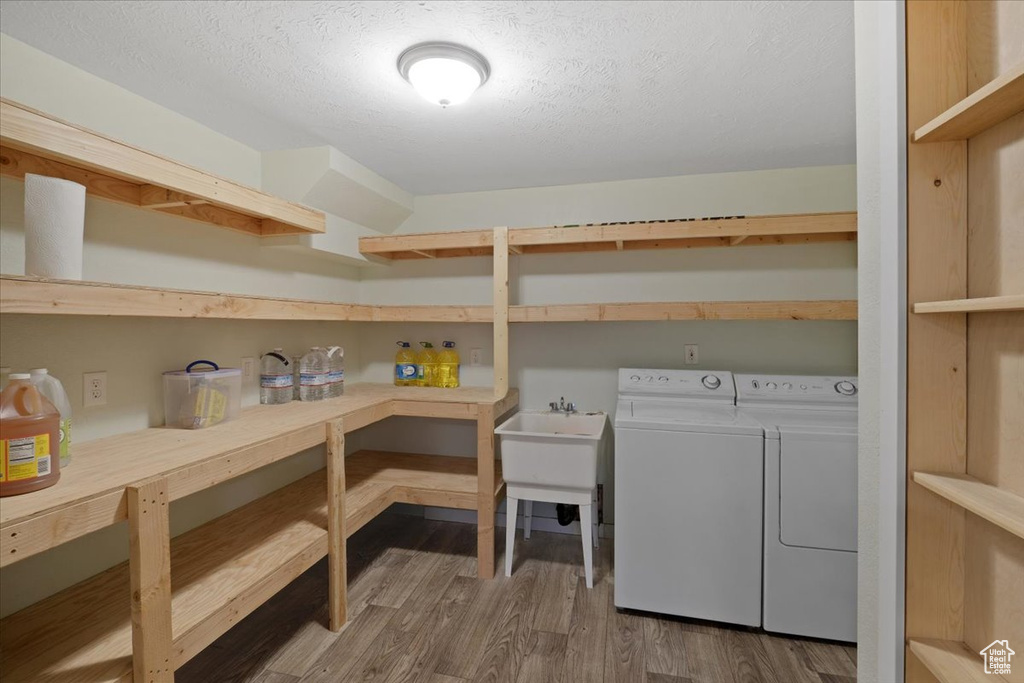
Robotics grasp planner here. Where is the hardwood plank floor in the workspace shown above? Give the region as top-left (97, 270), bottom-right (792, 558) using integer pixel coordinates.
top-left (176, 513), bottom-right (857, 683)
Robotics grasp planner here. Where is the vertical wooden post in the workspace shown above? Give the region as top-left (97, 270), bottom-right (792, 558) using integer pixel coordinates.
top-left (477, 402), bottom-right (496, 579)
top-left (127, 477), bottom-right (174, 683)
top-left (326, 418), bottom-right (347, 631)
top-left (905, 2), bottom-right (968, 681)
top-left (493, 226), bottom-right (510, 400)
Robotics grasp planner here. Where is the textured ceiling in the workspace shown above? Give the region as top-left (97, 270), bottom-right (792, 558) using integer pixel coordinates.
top-left (0, 1), bottom-right (855, 195)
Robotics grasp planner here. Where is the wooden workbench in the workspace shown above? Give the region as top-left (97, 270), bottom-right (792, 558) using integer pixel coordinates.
top-left (0, 383), bottom-right (518, 683)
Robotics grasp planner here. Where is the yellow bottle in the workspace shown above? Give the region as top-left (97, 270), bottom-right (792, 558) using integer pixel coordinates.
top-left (395, 341), bottom-right (417, 386)
top-left (417, 342), bottom-right (439, 387)
top-left (437, 341), bottom-right (460, 388)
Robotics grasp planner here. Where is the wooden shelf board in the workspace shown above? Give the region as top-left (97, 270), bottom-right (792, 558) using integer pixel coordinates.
top-left (510, 300), bottom-right (857, 322)
top-left (0, 276), bottom-right (855, 322)
top-left (0, 472), bottom-right (328, 683)
top-left (913, 294), bottom-right (1024, 314)
top-left (0, 98), bottom-right (325, 236)
top-left (913, 63), bottom-right (1024, 142)
top-left (908, 639), bottom-right (1002, 683)
top-left (359, 212), bottom-right (857, 259)
top-left (0, 275), bottom-right (492, 322)
top-left (0, 449), bottom-right (500, 682)
top-left (0, 384), bottom-right (518, 566)
top-left (913, 472), bottom-right (1024, 540)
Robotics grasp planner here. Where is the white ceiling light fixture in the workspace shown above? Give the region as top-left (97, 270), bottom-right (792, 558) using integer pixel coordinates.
top-left (398, 42), bottom-right (490, 107)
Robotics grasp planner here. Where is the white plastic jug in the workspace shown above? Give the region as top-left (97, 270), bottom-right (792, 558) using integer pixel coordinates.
top-left (29, 369), bottom-right (72, 467)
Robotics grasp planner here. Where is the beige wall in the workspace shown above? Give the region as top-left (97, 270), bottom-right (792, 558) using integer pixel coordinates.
top-left (357, 166), bottom-right (858, 525)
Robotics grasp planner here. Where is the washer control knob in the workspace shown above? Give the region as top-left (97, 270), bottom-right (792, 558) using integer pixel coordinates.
top-left (835, 380), bottom-right (857, 396)
top-left (630, 375), bottom-right (640, 382)
top-left (800, 384), bottom-right (808, 390)
top-left (658, 376), bottom-right (669, 383)
top-left (782, 382), bottom-right (793, 390)
top-left (702, 375), bottom-right (721, 390)
top-left (766, 381), bottom-right (777, 390)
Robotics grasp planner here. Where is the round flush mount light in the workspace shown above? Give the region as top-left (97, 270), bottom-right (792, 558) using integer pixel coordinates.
top-left (398, 42), bottom-right (490, 107)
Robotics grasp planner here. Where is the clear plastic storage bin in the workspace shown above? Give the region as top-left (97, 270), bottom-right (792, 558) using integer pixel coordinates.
top-left (163, 360), bottom-right (241, 429)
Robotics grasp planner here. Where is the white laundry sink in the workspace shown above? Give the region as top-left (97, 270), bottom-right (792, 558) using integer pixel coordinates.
top-left (495, 411), bottom-right (607, 491)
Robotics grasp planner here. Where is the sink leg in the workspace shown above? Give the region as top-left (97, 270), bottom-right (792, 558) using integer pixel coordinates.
top-left (505, 496), bottom-right (518, 577)
top-left (580, 503), bottom-right (594, 589)
top-left (523, 500), bottom-right (533, 539)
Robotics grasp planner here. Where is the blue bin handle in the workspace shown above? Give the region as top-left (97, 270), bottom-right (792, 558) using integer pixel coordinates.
top-left (186, 360), bottom-right (219, 373)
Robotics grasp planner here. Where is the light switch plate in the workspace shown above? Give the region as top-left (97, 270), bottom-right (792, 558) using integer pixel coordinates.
top-left (469, 348), bottom-right (483, 366)
top-left (241, 357), bottom-right (256, 380)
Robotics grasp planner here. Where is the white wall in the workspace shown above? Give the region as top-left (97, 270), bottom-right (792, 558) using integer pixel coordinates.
top-left (854, 2), bottom-right (906, 682)
top-left (358, 166), bottom-right (859, 526)
top-left (0, 36), bottom-right (363, 616)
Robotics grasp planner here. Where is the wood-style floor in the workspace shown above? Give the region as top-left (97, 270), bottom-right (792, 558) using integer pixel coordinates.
top-left (177, 513), bottom-right (857, 683)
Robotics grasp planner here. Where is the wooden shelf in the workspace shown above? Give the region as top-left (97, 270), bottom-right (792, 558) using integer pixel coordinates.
top-left (0, 275), bottom-right (491, 322)
top-left (347, 450), bottom-right (504, 534)
top-left (913, 63), bottom-right (1024, 142)
top-left (909, 639), bottom-right (1000, 683)
top-left (0, 472), bottom-right (328, 683)
top-left (510, 300), bottom-right (857, 322)
top-left (359, 212), bottom-right (857, 259)
top-left (0, 449), bottom-right (505, 682)
top-left (0, 383), bottom-right (518, 566)
top-left (914, 472), bottom-right (1024, 540)
top-left (0, 276), bottom-right (855, 321)
top-left (0, 98), bottom-right (325, 237)
top-left (913, 294), bottom-right (1024, 314)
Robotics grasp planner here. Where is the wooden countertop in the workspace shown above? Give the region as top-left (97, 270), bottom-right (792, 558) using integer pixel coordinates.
top-left (0, 383), bottom-right (518, 565)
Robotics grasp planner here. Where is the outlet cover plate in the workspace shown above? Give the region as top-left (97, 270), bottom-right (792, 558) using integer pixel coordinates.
top-left (684, 344), bottom-right (699, 365)
top-left (83, 371), bottom-right (107, 407)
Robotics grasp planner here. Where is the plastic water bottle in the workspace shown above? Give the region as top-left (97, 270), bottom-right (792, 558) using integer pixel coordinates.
top-left (29, 368), bottom-right (72, 467)
top-left (326, 346), bottom-right (345, 398)
top-left (259, 349), bottom-right (293, 405)
top-left (395, 341), bottom-right (417, 386)
top-left (299, 347), bottom-right (329, 401)
top-left (291, 354), bottom-right (302, 401)
top-left (437, 341), bottom-right (460, 388)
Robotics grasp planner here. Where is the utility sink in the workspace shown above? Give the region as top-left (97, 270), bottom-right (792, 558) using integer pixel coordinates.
top-left (495, 411), bottom-right (607, 491)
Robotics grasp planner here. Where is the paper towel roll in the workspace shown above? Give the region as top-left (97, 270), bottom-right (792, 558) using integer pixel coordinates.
top-left (24, 174), bottom-right (86, 280)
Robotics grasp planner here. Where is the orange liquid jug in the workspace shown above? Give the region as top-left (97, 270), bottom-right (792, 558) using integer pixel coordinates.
top-left (0, 374), bottom-right (61, 496)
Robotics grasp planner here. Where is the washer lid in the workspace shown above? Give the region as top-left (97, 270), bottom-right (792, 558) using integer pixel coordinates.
top-left (615, 401), bottom-right (764, 435)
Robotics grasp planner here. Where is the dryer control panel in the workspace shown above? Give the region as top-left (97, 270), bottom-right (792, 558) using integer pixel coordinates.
top-left (618, 368), bottom-right (736, 401)
top-left (735, 374), bottom-right (858, 406)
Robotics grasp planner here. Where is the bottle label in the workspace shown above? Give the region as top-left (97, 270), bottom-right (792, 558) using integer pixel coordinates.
top-left (328, 370), bottom-right (345, 384)
top-left (300, 373), bottom-right (328, 386)
top-left (59, 418), bottom-right (70, 463)
top-left (396, 363), bottom-right (418, 380)
top-left (261, 374), bottom-right (294, 388)
top-left (1, 434), bottom-right (51, 481)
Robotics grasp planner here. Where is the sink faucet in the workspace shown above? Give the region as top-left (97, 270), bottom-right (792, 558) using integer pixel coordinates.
top-left (549, 397), bottom-right (577, 414)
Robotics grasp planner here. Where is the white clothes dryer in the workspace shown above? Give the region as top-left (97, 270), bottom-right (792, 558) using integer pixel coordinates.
top-left (736, 374), bottom-right (858, 642)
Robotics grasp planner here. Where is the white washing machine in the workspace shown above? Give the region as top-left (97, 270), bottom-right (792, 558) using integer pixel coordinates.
top-left (614, 368), bottom-right (765, 626)
top-left (736, 374), bottom-right (858, 642)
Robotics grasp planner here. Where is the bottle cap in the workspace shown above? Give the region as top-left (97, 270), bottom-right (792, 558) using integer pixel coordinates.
top-left (420, 342), bottom-right (433, 348)
top-left (9, 373), bottom-right (31, 380)
top-left (443, 341), bottom-right (455, 348)
top-left (397, 341), bottom-right (410, 347)
top-left (29, 368), bottom-right (49, 375)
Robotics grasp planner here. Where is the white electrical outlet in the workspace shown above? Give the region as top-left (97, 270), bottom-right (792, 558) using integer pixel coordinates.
top-left (241, 357), bottom-right (256, 380)
top-left (684, 344), bottom-right (699, 365)
top-left (83, 371), bottom-right (107, 407)
top-left (469, 348), bottom-right (483, 366)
